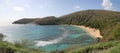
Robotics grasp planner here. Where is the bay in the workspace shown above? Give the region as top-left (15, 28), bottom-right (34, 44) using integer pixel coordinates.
top-left (0, 24), bottom-right (95, 52)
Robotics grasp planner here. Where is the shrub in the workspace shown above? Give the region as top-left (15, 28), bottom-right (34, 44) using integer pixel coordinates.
top-left (0, 33), bottom-right (5, 41)
top-left (112, 24), bottom-right (120, 40)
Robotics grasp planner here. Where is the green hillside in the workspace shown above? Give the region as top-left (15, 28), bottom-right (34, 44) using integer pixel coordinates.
top-left (13, 10), bottom-right (120, 42)
top-left (58, 10), bottom-right (120, 41)
top-left (51, 40), bottom-right (120, 53)
top-left (12, 10), bottom-right (120, 53)
top-left (13, 16), bottom-right (58, 25)
top-left (0, 33), bottom-right (45, 53)
top-left (51, 10), bottom-right (120, 53)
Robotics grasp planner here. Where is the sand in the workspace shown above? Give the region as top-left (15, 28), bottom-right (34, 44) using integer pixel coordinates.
top-left (72, 25), bottom-right (102, 38)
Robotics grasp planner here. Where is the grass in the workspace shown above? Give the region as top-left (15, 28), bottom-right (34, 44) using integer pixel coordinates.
top-left (66, 41), bottom-right (120, 53)
top-left (0, 33), bottom-right (46, 53)
top-left (99, 43), bottom-right (120, 53)
top-left (1, 39), bottom-right (120, 53)
top-left (0, 40), bottom-right (45, 53)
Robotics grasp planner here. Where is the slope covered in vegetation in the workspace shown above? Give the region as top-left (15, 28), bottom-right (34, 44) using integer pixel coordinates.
top-left (13, 16), bottom-right (58, 25)
top-left (13, 10), bottom-right (120, 42)
top-left (0, 33), bottom-right (45, 53)
top-left (55, 40), bottom-right (120, 53)
top-left (12, 10), bottom-right (120, 53)
top-left (58, 10), bottom-right (120, 42)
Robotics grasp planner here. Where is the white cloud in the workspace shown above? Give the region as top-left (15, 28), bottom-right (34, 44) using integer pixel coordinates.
top-left (74, 6), bottom-right (80, 9)
top-left (102, 0), bottom-right (114, 10)
top-left (13, 6), bottom-right (24, 11)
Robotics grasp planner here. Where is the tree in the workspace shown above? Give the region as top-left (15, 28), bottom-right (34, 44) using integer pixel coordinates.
top-left (0, 33), bottom-right (4, 41)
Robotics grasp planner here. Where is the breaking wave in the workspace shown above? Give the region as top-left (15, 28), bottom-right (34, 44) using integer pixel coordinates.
top-left (35, 27), bottom-right (69, 46)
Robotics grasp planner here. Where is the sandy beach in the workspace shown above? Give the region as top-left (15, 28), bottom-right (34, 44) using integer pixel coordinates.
top-left (72, 25), bottom-right (102, 38)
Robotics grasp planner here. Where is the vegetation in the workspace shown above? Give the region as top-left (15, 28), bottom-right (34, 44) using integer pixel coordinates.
top-left (0, 33), bottom-right (45, 53)
top-left (13, 10), bottom-right (120, 41)
top-left (33, 16), bottom-right (58, 25)
top-left (48, 41), bottom-right (120, 53)
top-left (65, 41), bottom-right (120, 53)
top-left (13, 18), bottom-right (36, 24)
top-left (58, 10), bottom-right (120, 42)
top-left (13, 16), bottom-right (58, 25)
top-left (0, 41), bottom-right (45, 53)
top-left (0, 33), bottom-right (5, 41)
top-left (112, 23), bottom-right (120, 40)
top-left (1, 33), bottom-right (120, 53)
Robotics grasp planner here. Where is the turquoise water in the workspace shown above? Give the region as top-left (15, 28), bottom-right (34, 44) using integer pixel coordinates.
top-left (0, 24), bottom-right (95, 52)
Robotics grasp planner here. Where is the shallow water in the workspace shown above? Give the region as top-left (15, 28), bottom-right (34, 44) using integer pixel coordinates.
top-left (0, 24), bottom-right (95, 52)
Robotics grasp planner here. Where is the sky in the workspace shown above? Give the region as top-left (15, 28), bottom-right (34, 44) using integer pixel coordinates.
top-left (0, 0), bottom-right (120, 24)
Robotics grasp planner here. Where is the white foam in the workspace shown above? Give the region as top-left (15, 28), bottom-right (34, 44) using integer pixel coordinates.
top-left (35, 28), bottom-right (69, 46)
top-left (35, 41), bottom-right (57, 46)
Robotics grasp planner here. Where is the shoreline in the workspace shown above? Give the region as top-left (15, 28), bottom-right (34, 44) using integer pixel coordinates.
top-left (72, 25), bottom-right (102, 39)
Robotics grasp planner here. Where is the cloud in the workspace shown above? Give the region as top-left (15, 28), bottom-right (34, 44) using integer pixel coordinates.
top-left (13, 6), bottom-right (24, 11)
top-left (74, 6), bottom-right (80, 9)
top-left (102, 0), bottom-right (114, 10)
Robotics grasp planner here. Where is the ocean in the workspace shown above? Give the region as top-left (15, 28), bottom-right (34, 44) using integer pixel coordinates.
top-left (0, 24), bottom-right (95, 52)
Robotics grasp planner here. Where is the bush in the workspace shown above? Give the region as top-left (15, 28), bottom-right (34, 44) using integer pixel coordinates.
top-left (14, 40), bottom-right (35, 48)
top-left (0, 33), bottom-right (5, 41)
top-left (112, 24), bottom-right (120, 40)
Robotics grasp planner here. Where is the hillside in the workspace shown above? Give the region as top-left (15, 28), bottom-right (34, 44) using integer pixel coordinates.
top-left (13, 18), bottom-right (36, 24)
top-left (51, 40), bottom-right (120, 53)
top-left (13, 10), bottom-right (120, 42)
top-left (58, 10), bottom-right (120, 42)
top-left (0, 41), bottom-right (45, 53)
top-left (0, 33), bottom-right (45, 53)
top-left (12, 10), bottom-right (120, 53)
top-left (13, 16), bottom-right (58, 25)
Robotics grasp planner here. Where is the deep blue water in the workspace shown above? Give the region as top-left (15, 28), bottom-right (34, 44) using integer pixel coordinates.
top-left (0, 24), bottom-right (95, 52)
